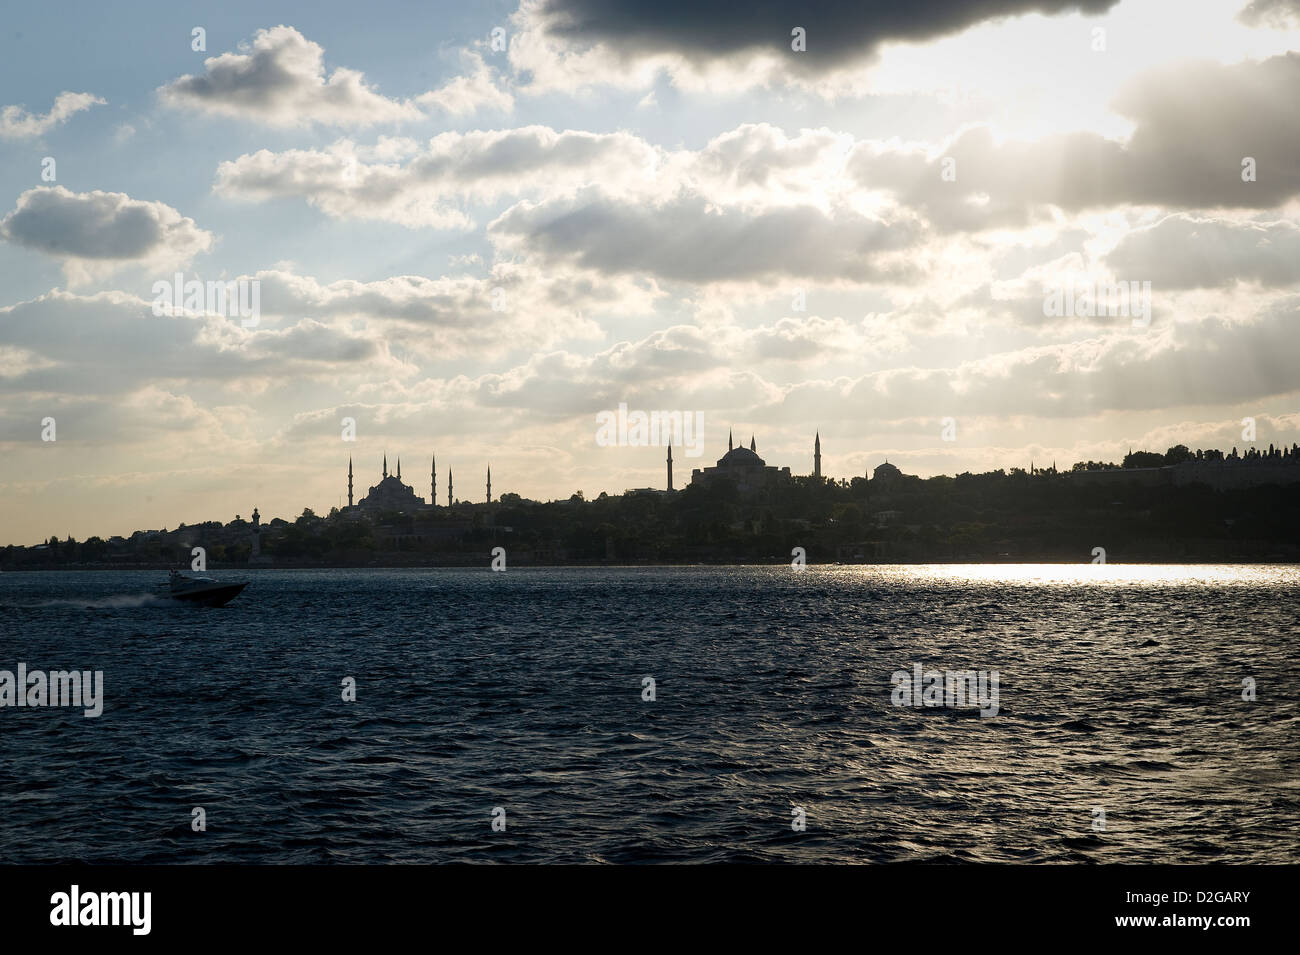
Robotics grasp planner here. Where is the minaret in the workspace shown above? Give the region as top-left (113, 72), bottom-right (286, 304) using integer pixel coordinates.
top-left (347, 457), bottom-right (354, 507)
top-left (667, 442), bottom-right (673, 491)
top-left (448, 469), bottom-right (453, 507)
top-left (486, 465), bottom-right (492, 503)
top-left (728, 429), bottom-right (734, 452)
top-left (397, 457), bottom-right (401, 482)
top-left (750, 435), bottom-right (756, 452)
top-left (431, 456), bottom-right (436, 505)
top-left (814, 431), bottom-right (822, 479)
top-left (383, 453), bottom-right (388, 479)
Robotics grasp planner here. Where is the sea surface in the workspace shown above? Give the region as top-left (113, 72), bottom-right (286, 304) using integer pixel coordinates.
top-left (1, 565), bottom-right (1297, 864)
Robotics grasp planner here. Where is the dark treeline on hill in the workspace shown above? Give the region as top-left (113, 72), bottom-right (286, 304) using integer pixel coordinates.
top-left (6, 457), bottom-right (1299, 569)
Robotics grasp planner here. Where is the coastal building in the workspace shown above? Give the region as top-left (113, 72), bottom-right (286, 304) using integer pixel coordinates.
top-left (249, 506), bottom-right (272, 565)
top-left (690, 431), bottom-right (793, 493)
top-left (873, 461), bottom-right (903, 484)
top-left (343, 456), bottom-right (499, 512)
top-left (1068, 444), bottom-right (1300, 490)
top-left (348, 455), bottom-right (425, 512)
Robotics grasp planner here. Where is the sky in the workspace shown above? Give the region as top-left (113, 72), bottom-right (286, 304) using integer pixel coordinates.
top-left (2, 0), bottom-right (1300, 544)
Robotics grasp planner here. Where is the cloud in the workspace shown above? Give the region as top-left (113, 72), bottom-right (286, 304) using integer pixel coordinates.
top-left (851, 54), bottom-right (1300, 227)
top-left (1106, 214), bottom-right (1300, 288)
top-left (415, 51), bottom-right (514, 115)
top-left (828, 305), bottom-right (1300, 420)
top-left (348, 294), bottom-right (1300, 436)
top-left (489, 188), bottom-right (922, 284)
top-left (214, 125), bottom-right (659, 227)
top-left (1237, 0), bottom-right (1300, 28)
top-left (0, 91), bottom-right (105, 139)
top-left (0, 290), bottom-right (404, 399)
top-left (216, 121), bottom-right (920, 285)
top-left (0, 187), bottom-right (213, 281)
top-left (250, 265), bottom-right (616, 357)
top-left (511, 0), bottom-right (1118, 92)
top-left (158, 25), bottom-right (422, 127)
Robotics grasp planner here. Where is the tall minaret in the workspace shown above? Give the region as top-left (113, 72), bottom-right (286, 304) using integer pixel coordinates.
top-left (383, 453), bottom-right (388, 479)
top-left (486, 465), bottom-right (492, 503)
top-left (750, 435), bottom-right (756, 452)
top-left (667, 442), bottom-right (673, 491)
top-left (814, 431), bottom-right (822, 479)
top-left (397, 457), bottom-right (401, 482)
top-left (448, 469), bottom-right (453, 507)
top-left (728, 429), bottom-right (734, 452)
top-left (431, 456), bottom-right (436, 505)
top-left (347, 457), bottom-right (354, 507)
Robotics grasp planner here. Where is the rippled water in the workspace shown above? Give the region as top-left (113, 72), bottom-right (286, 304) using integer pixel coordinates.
top-left (1, 565), bottom-right (1297, 863)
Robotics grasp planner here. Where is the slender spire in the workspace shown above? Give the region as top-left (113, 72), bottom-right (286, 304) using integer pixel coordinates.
top-left (431, 455), bottom-right (436, 506)
top-left (814, 430), bottom-right (822, 479)
top-left (728, 429), bottom-right (733, 452)
top-left (347, 456), bottom-right (354, 508)
top-left (397, 457), bottom-right (401, 481)
top-left (383, 453), bottom-right (388, 479)
top-left (750, 434), bottom-right (756, 452)
top-left (448, 468), bottom-right (453, 507)
top-left (486, 465), bottom-right (492, 503)
top-left (667, 442), bottom-right (673, 492)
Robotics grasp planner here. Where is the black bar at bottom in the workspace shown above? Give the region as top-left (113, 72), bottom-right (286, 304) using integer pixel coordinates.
top-left (0, 863), bottom-right (1288, 942)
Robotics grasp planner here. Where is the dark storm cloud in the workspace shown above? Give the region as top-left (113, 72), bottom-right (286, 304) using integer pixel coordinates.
top-left (535, 0), bottom-right (1118, 71)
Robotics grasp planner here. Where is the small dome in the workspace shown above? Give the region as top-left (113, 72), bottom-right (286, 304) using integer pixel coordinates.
top-left (873, 461), bottom-right (902, 480)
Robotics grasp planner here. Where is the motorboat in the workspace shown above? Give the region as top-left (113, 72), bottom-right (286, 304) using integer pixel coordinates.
top-left (166, 570), bottom-right (248, 607)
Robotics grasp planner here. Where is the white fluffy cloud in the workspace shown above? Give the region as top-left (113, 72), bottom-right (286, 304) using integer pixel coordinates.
top-left (0, 187), bottom-right (213, 282)
top-left (1106, 214), bottom-right (1300, 288)
top-left (416, 52), bottom-right (514, 115)
top-left (159, 25), bottom-right (423, 127)
top-left (0, 289), bottom-right (405, 401)
top-left (250, 265), bottom-right (623, 357)
top-left (214, 125), bottom-right (659, 227)
top-left (852, 54), bottom-right (1300, 228)
top-left (489, 188), bottom-right (921, 284)
top-left (0, 91), bottom-right (104, 139)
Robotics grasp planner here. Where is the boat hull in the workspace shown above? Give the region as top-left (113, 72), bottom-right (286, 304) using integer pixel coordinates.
top-left (170, 582), bottom-right (248, 607)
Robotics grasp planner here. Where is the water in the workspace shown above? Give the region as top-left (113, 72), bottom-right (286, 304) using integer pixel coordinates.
top-left (1, 565), bottom-right (1297, 863)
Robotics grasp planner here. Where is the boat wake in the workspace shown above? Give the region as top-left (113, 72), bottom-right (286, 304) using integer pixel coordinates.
top-left (34, 593), bottom-right (166, 609)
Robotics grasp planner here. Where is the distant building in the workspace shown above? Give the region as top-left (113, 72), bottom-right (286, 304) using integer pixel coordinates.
top-left (249, 506), bottom-right (271, 565)
top-left (873, 461), bottom-right (903, 483)
top-left (690, 431), bottom-right (792, 494)
top-left (349, 455), bottom-right (425, 512)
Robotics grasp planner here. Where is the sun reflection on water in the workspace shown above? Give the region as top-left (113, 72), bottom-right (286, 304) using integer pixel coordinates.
top-left (829, 563), bottom-right (1298, 588)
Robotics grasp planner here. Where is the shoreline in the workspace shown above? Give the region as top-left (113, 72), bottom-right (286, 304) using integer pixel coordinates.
top-left (4, 557), bottom-right (1298, 572)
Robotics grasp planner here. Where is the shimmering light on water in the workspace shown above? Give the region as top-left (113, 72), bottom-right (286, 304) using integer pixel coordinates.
top-left (1, 566), bottom-right (1297, 863)
top-left (836, 563), bottom-right (1295, 588)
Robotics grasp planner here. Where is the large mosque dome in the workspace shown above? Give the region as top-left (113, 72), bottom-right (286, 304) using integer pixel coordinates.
top-left (715, 446), bottom-right (765, 468)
